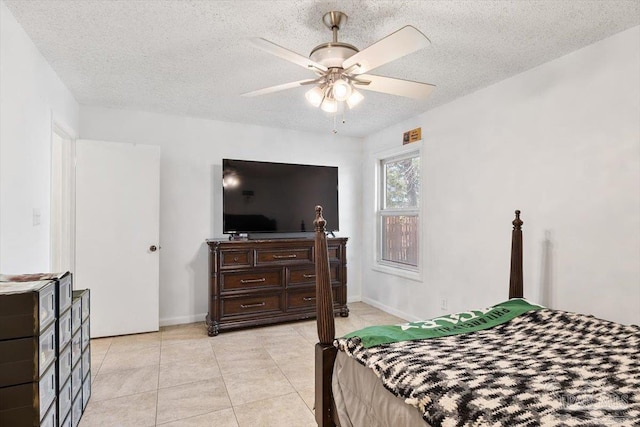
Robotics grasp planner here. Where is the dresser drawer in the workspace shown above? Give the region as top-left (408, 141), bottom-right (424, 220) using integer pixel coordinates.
top-left (220, 249), bottom-right (252, 268)
top-left (289, 265), bottom-right (338, 286)
top-left (221, 270), bottom-right (282, 291)
top-left (0, 322), bottom-right (56, 387)
top-left (287, 288), bottom-right (338, 311)
top-left (221, 293), bottom-right (282, 318)
top-left (256, 247), bottom-right (312, 265)
top-left (327, 245), bottom-right (343, 262)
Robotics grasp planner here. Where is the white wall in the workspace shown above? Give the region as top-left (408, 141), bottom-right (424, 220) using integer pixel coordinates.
top-left (80, 107), bottom-right (363, 325)
top-left (0, 1), bottom-right (79, 272)
top-left (362, 26), bottom-right (640, 326)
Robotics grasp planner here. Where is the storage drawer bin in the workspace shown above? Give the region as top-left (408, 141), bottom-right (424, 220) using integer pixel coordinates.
top-left (71, 329), bottom-right (82, 368)
top-left (58, 344), bottom-right (72, 392)
top-left (82, 350), bottom-right (91, 380)
top-left (81, 322), bottom-right (90, 351)
top-left (0, 322), bottom-right (56, 387)
top-left (60, 411), bottom-right (72, 427)
top-left (71, 298), bottom-right (82, 334)
top-left (58, 308), bottom-right (73, 350)
top-left (71, 393), bottom-right (83, 427)
top-left (0, 280), bottom-right (56, 340)
top-left (82, 376), bottom-right (91, 411)
top-left (58, 377), bottom-right (73, 425)
top-left (71, 361), bottom-right (82, 399)
top-left (57, 273), bottom-right (73, 314)
top-left (41, 399), bottom-right (57, 427)
top-left (0, 362), bottom-right (56, 425)
top-left (73, 289), bottom-right (90, 322)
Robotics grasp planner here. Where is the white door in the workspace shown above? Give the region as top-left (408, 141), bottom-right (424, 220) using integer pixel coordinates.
top-left (76, 139), bottom-right (160, 337)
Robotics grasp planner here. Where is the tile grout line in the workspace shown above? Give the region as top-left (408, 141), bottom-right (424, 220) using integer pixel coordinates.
top-left (209, 340), bottom-right (241, 426)
top-left (154, 335), bottom-right (162, 426)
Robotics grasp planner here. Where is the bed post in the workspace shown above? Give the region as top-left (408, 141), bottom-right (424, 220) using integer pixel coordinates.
top-left (314, 206), bottom-right (338, 427)
top-left (509, 210), bottom-right (524, 299)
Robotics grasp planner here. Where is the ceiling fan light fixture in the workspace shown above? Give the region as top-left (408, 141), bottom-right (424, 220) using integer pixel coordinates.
top-left (346, 89), bottom-right (364, 109)
top-left (320, 97), bottom-right (338, 113)
top-left (305, 86), bottom-right (324, 107)
top-left (332, 79), bottom-right (352, 102)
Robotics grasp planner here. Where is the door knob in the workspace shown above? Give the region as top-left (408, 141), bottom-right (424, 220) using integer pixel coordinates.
top-left (149, 245), bottom-right (158, 252)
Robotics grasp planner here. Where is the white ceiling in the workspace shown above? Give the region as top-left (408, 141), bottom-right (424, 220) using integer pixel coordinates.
top-left (4, 0), bottom-right (639, 138)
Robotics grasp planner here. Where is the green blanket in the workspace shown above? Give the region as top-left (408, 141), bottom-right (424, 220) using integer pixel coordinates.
top-left (343, 298), bottom-right (543, 348)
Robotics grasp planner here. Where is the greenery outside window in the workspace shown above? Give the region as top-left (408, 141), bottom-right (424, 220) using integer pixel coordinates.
top-left (375, 142), bottom-right (422, 278)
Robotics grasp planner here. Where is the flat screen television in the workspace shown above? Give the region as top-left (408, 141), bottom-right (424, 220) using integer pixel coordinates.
top-left (222, 158), bottom-right (339, 235)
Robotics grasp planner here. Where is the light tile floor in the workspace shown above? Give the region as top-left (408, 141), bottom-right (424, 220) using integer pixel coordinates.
top-left (80, 302), bottom-right (405, 427)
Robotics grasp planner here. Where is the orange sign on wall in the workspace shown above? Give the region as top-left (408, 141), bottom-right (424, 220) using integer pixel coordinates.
top-left (403, 127), bottom-right (422, 144)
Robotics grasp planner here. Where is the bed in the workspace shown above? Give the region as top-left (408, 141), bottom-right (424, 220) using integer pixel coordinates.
top-left (312, 207), bottom-right (639, 427)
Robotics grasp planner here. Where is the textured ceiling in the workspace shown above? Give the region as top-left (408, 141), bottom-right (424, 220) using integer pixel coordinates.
top-left (4, 0), bottom-right (639, 137)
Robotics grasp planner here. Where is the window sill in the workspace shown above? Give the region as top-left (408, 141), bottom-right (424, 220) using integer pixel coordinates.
top-left (372, 263), bottom-right (422, 282)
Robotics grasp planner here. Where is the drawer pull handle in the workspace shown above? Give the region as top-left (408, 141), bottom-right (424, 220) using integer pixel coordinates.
top-left (273, 254), bottom-right (297, 259)
top-left (240, 302), bottom-right (266, 309)
top-left (240, 278), bottom-right (266, 284)
top-left (303, 297), bottom-right (316, 302)
top-left (302, 274), bottom-right (316, 279)
top-left (233, 256), bottom-right (239, 262)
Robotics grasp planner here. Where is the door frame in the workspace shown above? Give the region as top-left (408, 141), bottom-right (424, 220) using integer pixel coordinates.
top-left (50, 117), bottom-right (76, 274)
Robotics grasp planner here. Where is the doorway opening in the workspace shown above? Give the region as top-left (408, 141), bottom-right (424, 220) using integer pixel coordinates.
top-left (51, 125), bottom-right (75, 274)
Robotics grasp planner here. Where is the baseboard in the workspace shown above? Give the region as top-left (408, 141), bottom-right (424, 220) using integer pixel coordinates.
top-left (361, 297), bottom-right (421, 322)
top-left (347, 295), bottom-right (361, 303)
top-left (160, 313), bottom-right (207, 327)
top-left (160, 297), bottom-right (391, 327)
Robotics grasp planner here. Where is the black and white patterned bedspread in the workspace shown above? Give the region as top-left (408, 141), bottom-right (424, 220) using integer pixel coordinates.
top-left (335, 309), bottom-right (640, 426)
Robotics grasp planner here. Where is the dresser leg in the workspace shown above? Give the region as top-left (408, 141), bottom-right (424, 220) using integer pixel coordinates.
top-left (206, 314), bottom-right (220, 336)
top-left (340, 305), bottom-right (349, 317)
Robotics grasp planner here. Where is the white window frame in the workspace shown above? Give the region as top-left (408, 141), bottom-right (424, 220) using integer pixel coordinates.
top-left (372, 141), bottom-right (423, 281)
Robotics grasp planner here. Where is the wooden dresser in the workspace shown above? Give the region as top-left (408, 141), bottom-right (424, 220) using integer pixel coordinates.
top-left (206, 238), bottom-right (348, 336)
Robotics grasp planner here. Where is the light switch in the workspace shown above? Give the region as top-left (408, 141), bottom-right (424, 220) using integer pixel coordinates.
top-left (33, 208), bottom-right (41, 226)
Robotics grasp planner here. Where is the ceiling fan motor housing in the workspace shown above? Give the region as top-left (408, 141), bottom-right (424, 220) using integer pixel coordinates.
top-left (309, 42), bottom-right (359, 69)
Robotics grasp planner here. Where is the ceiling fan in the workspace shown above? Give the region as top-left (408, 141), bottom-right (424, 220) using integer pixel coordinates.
top-left (242, 11), bottom-right (435, 116)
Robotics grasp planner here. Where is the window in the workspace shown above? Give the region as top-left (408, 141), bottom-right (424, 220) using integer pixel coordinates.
top-left (375, 143), bottom-right (421, 277)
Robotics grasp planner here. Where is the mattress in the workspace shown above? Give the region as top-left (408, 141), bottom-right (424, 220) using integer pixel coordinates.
top-left (335, 308), bottom-right (640, 426)
top-left (332, 350), bottom-right (430, 427)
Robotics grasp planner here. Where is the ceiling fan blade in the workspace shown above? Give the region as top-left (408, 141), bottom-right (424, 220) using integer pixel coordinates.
top-left (355, 74), bottom-right (435, 100)
top-left (342, 26), bottom-right (430, 74)
top-left (250, 38), bottom-right (328, 72)
top-left (241, 79), bottom-right (317, 97)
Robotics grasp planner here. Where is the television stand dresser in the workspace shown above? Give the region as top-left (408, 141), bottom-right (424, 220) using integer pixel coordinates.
top-left (206, 237), bottom-right (348, 336)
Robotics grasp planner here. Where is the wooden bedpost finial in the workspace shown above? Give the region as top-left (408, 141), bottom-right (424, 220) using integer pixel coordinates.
top-left (513, 210), bottom-right (523, 230)
top-left (314, 205), bottom-right (326, 232)
top-left (509, 209), bottom-right (524, 299)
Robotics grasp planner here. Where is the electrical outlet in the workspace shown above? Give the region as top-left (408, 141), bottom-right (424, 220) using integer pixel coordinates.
top-left (440, 298), bottom-right (448, 311)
